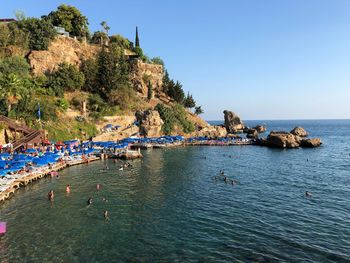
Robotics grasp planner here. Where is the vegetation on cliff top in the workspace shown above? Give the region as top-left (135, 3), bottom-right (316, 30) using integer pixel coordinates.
top-left (0, 4), bottom-right (202, 140)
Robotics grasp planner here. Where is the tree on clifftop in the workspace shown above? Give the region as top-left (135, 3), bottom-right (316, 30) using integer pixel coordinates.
top-left (195, 106), bottom-right (204, 115)
top-left (135, 26), bottom-right (140, 47)
top-left (17, 18), bottom-right (56, 50)
top-left (44, 4), bottom-right (89, 37)
top-left (184, 92), bottom-right (196, 109)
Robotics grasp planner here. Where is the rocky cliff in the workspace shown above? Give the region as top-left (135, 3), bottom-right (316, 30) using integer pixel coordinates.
top-left (28, 36), bottom-right (99, 75)
top-left (129, 59), bottom-right (163, 97)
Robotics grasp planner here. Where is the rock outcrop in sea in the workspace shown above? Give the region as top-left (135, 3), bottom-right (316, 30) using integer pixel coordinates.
top-left (223, 110), bottom-right (244, 133)
top-left (257, 127), bottom-right (322, 148)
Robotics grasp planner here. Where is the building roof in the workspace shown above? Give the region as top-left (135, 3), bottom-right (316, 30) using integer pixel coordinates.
top-left (0, 18), bottom-right (17, 23)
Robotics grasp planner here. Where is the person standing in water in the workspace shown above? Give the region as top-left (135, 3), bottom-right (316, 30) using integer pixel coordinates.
top-left (104, 210), bottom-right (109, 221)
top-left (87, 197), bottom-right (93, 206)
top-left (96, 184), bottom-right (101, 191)
top-left (66, 184), bottom-right (71, 194)
top-left (48, 190), bottom-right (54, 201)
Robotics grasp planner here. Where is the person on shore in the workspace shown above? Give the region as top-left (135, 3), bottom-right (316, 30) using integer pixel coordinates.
top-left (48, 190), bottom-right (54, 201)
top-left (104, 210), bottom-right (109, 221)
top-left (66, 184), bottom-right (71, 194)
top-left (96, 183), bottom-right (101, 191)
top-left (87, 197), bottom-right (93, 206)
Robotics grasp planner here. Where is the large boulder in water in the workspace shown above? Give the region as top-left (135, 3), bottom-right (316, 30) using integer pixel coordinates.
top-left (266, 131), bottom-right (300, 148)
top-left (300, 138), bottom-right (322, 147)
top-left (223, 110), bottom-right (244, 133)
top-left (290, 127), bottom-right (309, 137)
top-left (135, 110), bottom-right (164, 137)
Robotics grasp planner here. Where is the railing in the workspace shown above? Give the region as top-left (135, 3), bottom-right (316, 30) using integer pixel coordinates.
top-left (0, 115), bottom-right (34, 134)
top-left (12, 130), bottom-right (43, 150)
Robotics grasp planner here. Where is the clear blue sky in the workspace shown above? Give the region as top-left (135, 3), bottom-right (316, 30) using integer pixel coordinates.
top-left (1, 0), bottom-right (350, 120)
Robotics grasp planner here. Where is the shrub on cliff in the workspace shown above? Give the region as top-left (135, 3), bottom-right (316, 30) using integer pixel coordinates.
top-left (91, 31), bottom-right (108, 45)
top-left (0, 22), bottom-right (28, 51)
top-left (0, 56), bottom-right (30, 77)
top-left (49, 63), bottom-right (85, 96)
top-left (155, 103), bottom-right (195, 134)
top-left (110, 34), bottom-right (132, 49)
top-left (151, 57), bottom-right (164, 66)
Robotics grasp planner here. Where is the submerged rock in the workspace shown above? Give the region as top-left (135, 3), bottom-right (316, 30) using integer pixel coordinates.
top-left (290, 127), bottom-right (309, 137)
top-left (223, 110), bottom-right (244, 133)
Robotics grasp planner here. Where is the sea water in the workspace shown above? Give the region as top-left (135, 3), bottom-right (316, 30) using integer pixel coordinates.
top-left (0, 120), bottom-right (349, 262)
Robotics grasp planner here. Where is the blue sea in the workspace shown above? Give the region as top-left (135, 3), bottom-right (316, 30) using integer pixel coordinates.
top-left (0, 120), bottom-right (349, 262)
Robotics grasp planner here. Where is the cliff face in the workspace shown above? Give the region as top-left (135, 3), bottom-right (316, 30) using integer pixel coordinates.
top-left (129, 59), bottom-right (163, 97)
top-left (28, 36), bottom-right (99, 75)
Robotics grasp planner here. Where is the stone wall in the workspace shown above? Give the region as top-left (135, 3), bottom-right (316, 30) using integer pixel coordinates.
top-left (129, 59), bottom-right (163, 97)
top-left (28, 36), bottom-right (99, 75)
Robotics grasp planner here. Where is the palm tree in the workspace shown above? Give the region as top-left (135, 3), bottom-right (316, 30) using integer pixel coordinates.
top-left (100, 21), bottom-right (110, 45)
top-left (0, 73), bottom-right (25, 115)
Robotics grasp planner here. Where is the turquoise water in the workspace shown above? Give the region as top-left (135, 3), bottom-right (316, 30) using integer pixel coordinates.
top-left (1, 120), bottom-right (350, 262)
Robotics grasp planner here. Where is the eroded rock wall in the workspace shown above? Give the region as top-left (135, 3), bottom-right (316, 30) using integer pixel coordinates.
top-left (129, 60), bottom-right (163, 97)
top-left (28, 36), bottom-right (99, 75)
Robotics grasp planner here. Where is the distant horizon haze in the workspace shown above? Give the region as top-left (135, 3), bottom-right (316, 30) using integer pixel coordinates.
top-left (1, 0), bottom-right (349, 120)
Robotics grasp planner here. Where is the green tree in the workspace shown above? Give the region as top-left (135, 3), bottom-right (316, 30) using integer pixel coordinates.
top-left (135, 26), bottom-right (140, 47)
top-left (167, 80), bottom-right (185, 104)
top-left (0, 73), bottom-right (27, 115)
top-left (49, 63), bottom-right (85, 96)
top-left (80, 58), bottom-right (98, 93)
top-left (195, 105), bottom-right (204, 115)
top-left (147, 80), bottom-right (153, 100)
top-left (96, 44), bottom-right (129, 99)
top-left (45, 4), bottom-right (89, 37)
top-left (17, 17), bottom-right (56, 50)
top-left (100, 21), bottom-right (110, 36)
top-left (184, 92), bottom-right (196, 109)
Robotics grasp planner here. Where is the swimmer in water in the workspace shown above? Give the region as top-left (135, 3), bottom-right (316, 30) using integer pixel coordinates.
top-left (102, 197), bottom-right (108, 202)
top-left (231, 180), bottom-right (235, 186)
top-left (87, 197), bottom-right (93, 206)
top-left (66, 184), bottom-right (71, 194)
top-left (48, 190), bottom-right (54, 201)
top-left (305, 191), bottom-right (312, 197)
top-left (224, 176), bottom-right (227, 183)
top-left (104, 210), bottom-right (109, 221)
